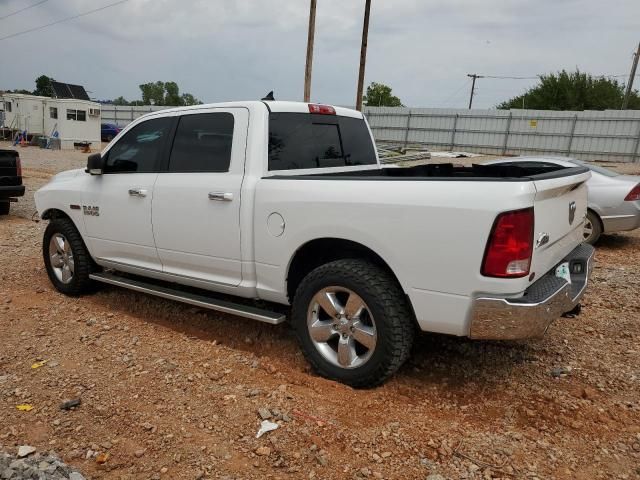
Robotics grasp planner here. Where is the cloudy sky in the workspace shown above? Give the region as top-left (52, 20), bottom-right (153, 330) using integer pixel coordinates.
top-left (1, 0), bottom-right (639, 108)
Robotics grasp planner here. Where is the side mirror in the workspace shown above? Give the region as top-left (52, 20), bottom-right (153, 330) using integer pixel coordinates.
top-left (86, 153), bottom-right (105, 175)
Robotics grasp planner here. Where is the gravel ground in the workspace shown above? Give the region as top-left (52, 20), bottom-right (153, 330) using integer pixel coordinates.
top-left (1, 142), bottom-right (639, 479)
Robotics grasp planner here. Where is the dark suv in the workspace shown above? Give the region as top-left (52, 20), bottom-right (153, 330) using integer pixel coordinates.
top-left (0, 149), bottom-right (25, 215)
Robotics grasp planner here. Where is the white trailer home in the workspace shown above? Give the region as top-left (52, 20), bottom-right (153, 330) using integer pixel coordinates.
top-left (1, 93), bottom-right (101, 149)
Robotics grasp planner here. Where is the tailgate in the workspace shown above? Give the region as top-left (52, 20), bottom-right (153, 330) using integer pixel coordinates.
top-left (0, 151), bottom-right (19, 186)
top-left (530, 168), bottom-right (591, 277)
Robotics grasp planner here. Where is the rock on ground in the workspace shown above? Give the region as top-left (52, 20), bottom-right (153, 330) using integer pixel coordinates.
top-left (0, 451), bottom-right (85, 480)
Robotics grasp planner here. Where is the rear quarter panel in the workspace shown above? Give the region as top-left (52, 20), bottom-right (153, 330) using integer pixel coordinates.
top-left (253, 178), bottom-right (539, 335)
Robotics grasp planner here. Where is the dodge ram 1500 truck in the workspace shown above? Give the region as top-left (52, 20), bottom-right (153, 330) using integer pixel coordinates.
top-left (35, 101), bottom-right (595, 387)
top-left (0, 148), bottom-right (25, 216)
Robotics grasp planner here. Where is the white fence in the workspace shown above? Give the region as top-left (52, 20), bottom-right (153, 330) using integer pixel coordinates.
top-left (101, 104), bottom-right (640, 163)
top-left (101, 105), bottom-right (169, 127)
top-left (363, 107), bottom-right (640, 163)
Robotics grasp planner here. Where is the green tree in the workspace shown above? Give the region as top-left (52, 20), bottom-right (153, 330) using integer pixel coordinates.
top-left (34, 75), bottom-right (54, 96)
top-left (112, 96), bottom-right (130, 106)
top-left (137, 81), bottom-right (201, 106)
top-left (164, 81), bottom-right (182, 106)
top-left (180, 93), bottom-right (202, 106)
top-left (363, 82), bottom-right (403, 107)
top-left (497, 70), bottom-right (640, 110)
top-left (139, 81), bottom-right (166, 105)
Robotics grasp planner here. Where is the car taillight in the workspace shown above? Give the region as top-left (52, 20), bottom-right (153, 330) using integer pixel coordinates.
top-left (481, 208), bottom-right (534, 278)
top-left (624, 183), bottom-right (640, 201)
top-left (308, 104), bottom-right (336, 115)
top-left (16, 156), bottom-right (22, 177)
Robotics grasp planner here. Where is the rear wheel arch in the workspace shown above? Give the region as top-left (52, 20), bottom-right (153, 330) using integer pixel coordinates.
top-left (584, 208), bottom-right (604, 244)
top-left (286, 237), bottom-right (407, 301)
top-left (586, 208), bottom-right (603, 229)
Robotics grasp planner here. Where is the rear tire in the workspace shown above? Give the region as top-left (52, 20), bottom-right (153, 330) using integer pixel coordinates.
top-left (43, 218), bottom-right (97, 296)
top-left (292, 259), bottom-right (415, 388)
top-left (0, 202), bottom-right (9, 216)
top-left (583, 210), bottom-right (602, 245)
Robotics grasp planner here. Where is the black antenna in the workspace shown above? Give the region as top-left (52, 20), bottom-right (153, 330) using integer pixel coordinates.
top-left (262, 91), bottom-right (275, 101)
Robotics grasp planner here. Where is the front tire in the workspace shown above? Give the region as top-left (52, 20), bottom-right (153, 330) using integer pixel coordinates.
top-left (292, 259), bottom-right (415, 388)
top-left (43, 218), bottom-right (96, 295)
top-left (583, 210), bottom-right (602, 245)
top-left (0, 202), bottom-right (9, 215)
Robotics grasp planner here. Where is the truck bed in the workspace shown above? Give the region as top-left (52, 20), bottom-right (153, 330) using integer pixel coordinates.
top-left (268, 162), bottom-right (589, 181)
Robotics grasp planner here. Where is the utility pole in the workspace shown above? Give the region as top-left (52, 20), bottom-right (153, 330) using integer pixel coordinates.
top-left (622, 42), bottom-right (640, 110)
top-left (355, 0), bottom-right (372, 111)
top-left (467, 74), bottom-right (483, 109)
top-left (303, 0), bottom-right (317, 103)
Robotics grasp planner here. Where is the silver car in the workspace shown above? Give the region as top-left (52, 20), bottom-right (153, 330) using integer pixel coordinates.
top-left (484, 157), bottom-right (640, 244)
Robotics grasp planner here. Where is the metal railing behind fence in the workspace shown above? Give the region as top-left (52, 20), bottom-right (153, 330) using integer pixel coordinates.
top-left (101, 105), bottom-right (169, 127)
top-left (363, 107), bottom-right (640, 163)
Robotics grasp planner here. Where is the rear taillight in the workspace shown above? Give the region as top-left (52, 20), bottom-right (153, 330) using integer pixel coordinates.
top-left (481, 208), bottom-right (534, 278)
top-left (16, 156), bottom-right (22, 177)
top-left (624, 184), bottom-right (640, 201)
top-left (308, 104), bottom-right (336, 115)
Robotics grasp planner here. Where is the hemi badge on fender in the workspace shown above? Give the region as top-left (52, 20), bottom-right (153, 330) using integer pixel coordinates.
top-left (70, 204), bottom-right (81, 210)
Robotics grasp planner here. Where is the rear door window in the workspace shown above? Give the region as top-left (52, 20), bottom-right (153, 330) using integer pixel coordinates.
top-left (268, 113), bottom-right (376, 171)
top-left (168, 112), bottom-right (235, 172)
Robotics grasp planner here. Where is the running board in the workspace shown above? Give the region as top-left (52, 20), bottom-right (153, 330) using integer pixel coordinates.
top-left (89, 272), bottom-right (286, 325)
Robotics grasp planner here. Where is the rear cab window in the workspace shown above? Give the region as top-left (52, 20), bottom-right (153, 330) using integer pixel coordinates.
top-left (268, 113), bottom-right (376, 171)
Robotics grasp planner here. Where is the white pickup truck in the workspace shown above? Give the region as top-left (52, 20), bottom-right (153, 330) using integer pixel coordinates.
top-left (35, 100), bottom-right (595, 387)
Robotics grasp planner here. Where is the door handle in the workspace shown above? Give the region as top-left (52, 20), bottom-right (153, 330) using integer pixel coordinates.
top-left (128, 188), bottom-right (148, 197)
top-left (208, 192), bottom-right (233, 202)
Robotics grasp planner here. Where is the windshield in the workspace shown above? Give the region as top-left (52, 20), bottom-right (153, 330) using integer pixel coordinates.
top-left (569, 159), bottom-right (619, 177)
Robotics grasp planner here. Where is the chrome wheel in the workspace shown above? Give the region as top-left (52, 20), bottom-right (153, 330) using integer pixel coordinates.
top-left (49, 233), bottom-right (74, 284)
top-left (307, 287), bottom-right (377, 369)
top-left (583, 217), bottom-right (594, 241)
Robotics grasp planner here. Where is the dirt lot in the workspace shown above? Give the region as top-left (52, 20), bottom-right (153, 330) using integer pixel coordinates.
top-left (1, 142), bottom-right (639, 479)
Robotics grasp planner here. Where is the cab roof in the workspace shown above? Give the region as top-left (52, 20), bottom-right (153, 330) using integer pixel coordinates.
top-left (154, 100), bottom-right (364, 119)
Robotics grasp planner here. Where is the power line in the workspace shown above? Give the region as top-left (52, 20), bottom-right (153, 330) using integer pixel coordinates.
top-left (0, 0), bottom-right (133, 42)
top-left (0, 0), bottom-right (49, 21)
top-left (482, 73), bottom-right (639, 79)
top-left (482, 75), bottom-right (540, 80)
top-left (439, 79), bottom-right (471, 106)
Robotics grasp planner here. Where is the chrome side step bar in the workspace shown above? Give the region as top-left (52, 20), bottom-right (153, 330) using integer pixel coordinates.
top-left (89, 272), bottom-right (286, 325)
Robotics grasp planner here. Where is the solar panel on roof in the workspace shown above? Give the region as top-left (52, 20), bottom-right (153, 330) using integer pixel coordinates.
top-left (50, 81), bottom-right (90, 100)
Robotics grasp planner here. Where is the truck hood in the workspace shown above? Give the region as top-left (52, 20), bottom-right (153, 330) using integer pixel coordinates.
top-left (48, 168), bottom-right (84, 183)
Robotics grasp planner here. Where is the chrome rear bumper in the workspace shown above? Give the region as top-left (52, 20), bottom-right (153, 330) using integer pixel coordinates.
top-left (469, 243), bottom-right (595, 340)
